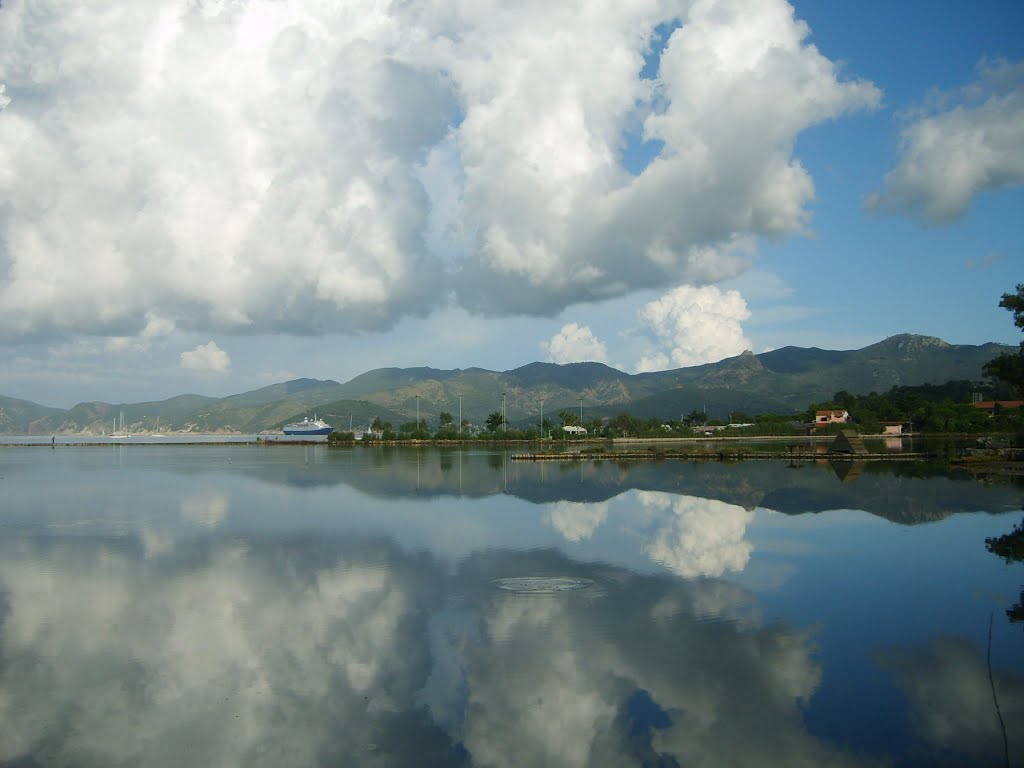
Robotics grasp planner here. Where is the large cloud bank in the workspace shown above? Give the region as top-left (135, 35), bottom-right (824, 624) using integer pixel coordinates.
top-left (0, 0), bottom-right (879, 343)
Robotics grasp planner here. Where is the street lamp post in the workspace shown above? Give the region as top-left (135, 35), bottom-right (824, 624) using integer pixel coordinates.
top-left (579, 397), bottom-right (583, 431)
top-left (502, 392), bottom-right (506, 433)
top-left (416, 395), bottom-right (420, 430)
top-left (458, 395), bottom-right (463, 435)
top-left (539, 399), bottom-right (544, 440)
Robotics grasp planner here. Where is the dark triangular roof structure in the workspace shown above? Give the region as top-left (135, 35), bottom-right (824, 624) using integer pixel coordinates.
top-left (829, 429), bottom-right (868, 455)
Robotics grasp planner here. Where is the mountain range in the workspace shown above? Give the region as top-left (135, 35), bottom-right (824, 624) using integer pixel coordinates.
top-left (0, 334), bottom-right (1009, 435)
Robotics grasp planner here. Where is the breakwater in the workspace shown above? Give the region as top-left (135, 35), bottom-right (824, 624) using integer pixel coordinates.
top-left (511, 450), bottom-right (930, 462)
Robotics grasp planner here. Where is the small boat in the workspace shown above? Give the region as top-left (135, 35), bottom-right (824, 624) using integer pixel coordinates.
top-left (282, 415), bottom-right (333, 436)
top-left (110, 411), bottom-right (130, 438)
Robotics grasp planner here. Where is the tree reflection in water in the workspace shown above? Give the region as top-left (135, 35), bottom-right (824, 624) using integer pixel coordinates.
top-left (985, 515), bottom-right (1024, 627)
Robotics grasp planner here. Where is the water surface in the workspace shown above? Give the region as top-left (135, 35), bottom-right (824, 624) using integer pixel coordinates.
top-left (1, 445), bottom-right (1021, 766)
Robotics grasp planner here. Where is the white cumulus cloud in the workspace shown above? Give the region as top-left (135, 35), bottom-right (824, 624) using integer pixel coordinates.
top-left (180, 341), bottom-right (231, 373)
top-left (0, 0), bottom-right (879, 346)
top-left (635, 285), bottom-right (752, 371)
top-left (543, 323), bottom-right (609, 364)
top-left (868, 59), bottom-right (1024, 224)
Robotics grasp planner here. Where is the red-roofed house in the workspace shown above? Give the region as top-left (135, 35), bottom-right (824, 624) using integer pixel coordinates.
top-left (972, 400), bottom-right (1024, 411)
top-left (815, 409), bottom-right (850, 426)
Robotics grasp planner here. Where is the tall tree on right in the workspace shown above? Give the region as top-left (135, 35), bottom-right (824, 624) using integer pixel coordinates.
top-left (983, 284), bottom-right (1024, 396)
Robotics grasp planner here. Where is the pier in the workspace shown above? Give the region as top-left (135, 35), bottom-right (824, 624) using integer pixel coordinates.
top-left (511, 450), bottom-right (931, 462)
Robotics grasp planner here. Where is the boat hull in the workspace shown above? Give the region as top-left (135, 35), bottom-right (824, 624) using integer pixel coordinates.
top-left (282, 426), bottom-right (333, 436)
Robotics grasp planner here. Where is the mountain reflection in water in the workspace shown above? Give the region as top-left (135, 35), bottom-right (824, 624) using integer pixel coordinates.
top-left (0, 445), bottom-right (1021, 767)
top-left (245, 446), bottom-right (1022, 525)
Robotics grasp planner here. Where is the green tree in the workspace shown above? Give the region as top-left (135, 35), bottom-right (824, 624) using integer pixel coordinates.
top-left (558, 410), bottom-right (577, 427)
top-left (682, 409), bottom-right (709, 426)
top-left (983, 284), bottom-right (1024, 395)
top-left (434, 411), bottom-right (461, 439)
top-left (485, 411), bottom-right (504, 432)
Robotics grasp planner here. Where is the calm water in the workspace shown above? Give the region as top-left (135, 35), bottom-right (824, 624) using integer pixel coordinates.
top-left (1, 445), bottom-right (1022, 767)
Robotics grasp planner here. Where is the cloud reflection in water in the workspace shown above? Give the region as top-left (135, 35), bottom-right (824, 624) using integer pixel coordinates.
top-left (0, 529), bottom-right (861, 767)
top-left (636, 491), bottom-right (755, 578)
top-left (2, 449), bottom-right (1017, 767)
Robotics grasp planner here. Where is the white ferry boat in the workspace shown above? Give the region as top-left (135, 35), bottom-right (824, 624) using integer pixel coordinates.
top-left (282, 415), bottom-right (333, 436)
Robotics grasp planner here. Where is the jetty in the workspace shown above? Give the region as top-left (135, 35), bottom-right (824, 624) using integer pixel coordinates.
top-left (511, 450), bottom-right (929, 462)
top-left (512, 431), bottom-right (930, 462)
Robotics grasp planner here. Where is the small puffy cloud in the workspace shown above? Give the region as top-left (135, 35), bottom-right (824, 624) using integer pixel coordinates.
top-left (868, 59), bottom-right (1024, 224)
top-left (141, 313), bottom-right (176, 340)
top-left (543, 323), bottom-right (609, 364)
top-left (0, 0), bottom-right (878, 345)
top-left (180, 341), bottom-right (231, 373)
top-left (635, 285), bottom-right (752, 371)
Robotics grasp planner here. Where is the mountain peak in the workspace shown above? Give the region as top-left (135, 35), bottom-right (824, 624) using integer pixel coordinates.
top-left (284, 377), bottom-right (341, 391)
top-left (867, 334), bottom-right (951, 352)
top-left (726, 349), bottom-right (763, 368)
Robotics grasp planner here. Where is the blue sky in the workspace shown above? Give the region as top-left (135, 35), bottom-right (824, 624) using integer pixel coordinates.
top-left (0, 0), bottom-right (1021, 407)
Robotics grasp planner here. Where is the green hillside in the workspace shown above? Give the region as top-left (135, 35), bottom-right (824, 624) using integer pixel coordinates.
top-left (0, 335), bottom-right (1009, 435)
top-left (609, 335), bottom-right (1006, 421)
top-left (221, 378), bottom-right (345, 407)
top-left (0, 395), bottom-right (65, 434)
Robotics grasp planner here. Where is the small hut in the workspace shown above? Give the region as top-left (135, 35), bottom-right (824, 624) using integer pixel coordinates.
top-left (829, 429), bottom-right (868, 456)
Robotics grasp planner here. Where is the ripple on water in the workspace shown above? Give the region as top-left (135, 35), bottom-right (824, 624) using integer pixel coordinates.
top-left (491, 576), bottom-right (595, 594)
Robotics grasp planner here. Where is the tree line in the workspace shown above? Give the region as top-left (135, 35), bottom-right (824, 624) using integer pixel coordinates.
top-left (327, 285), bottom-right (1024, 443)
top-left (325, 377), bottom-right (1020, 442)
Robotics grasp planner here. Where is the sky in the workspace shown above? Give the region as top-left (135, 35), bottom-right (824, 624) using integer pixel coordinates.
top-left (0, 0), bottom-right (1022, 408)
